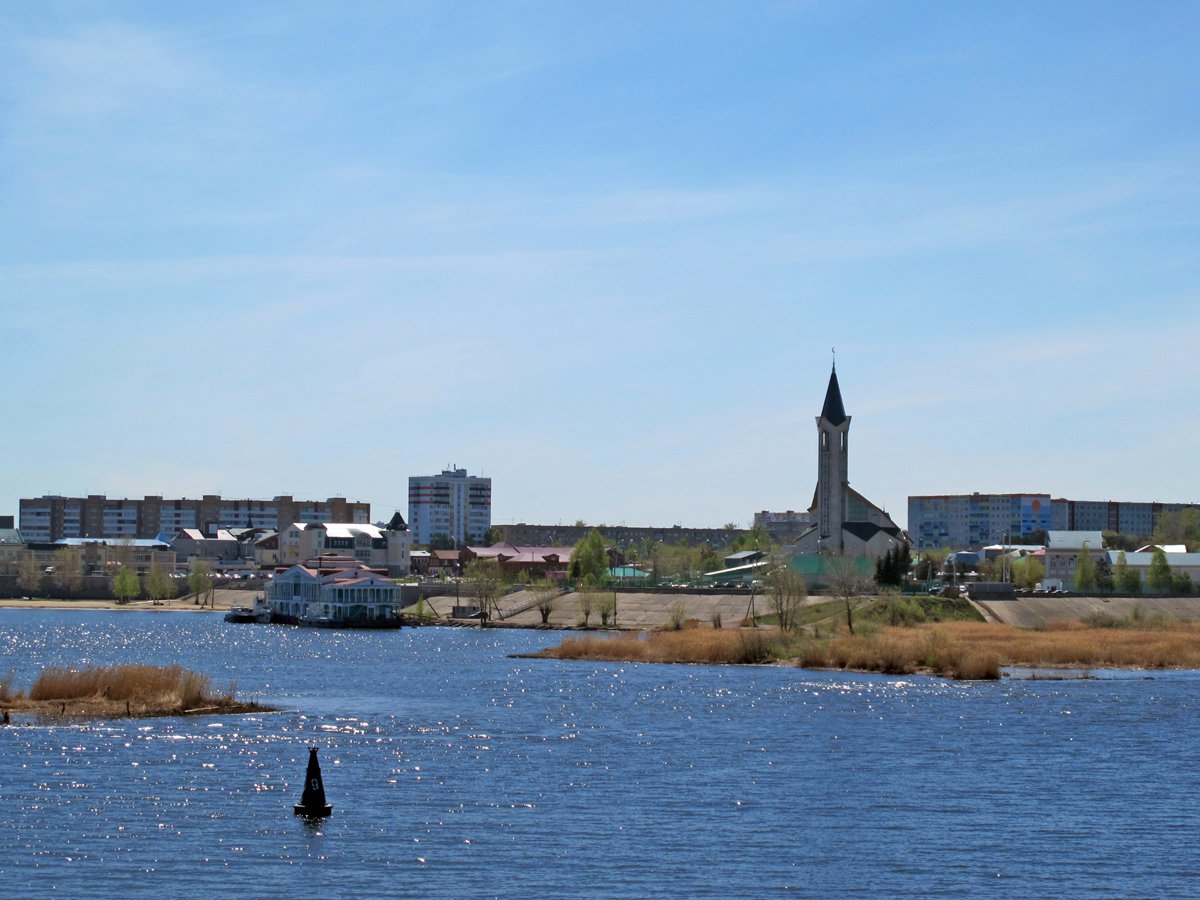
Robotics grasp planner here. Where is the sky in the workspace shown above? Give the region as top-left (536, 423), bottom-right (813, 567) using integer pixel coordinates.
top-left (2, 1), bottom-right (1199, 531)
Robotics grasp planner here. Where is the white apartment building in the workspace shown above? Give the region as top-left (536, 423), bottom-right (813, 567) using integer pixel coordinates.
top-left (408, 467), bottom-right (491, 547)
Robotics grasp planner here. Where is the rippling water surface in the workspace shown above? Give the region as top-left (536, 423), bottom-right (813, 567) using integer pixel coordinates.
top-left (1, 609), bottom-right (1198, 898)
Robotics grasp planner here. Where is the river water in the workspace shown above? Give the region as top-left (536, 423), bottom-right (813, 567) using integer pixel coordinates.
top-left (0, 609), bottom-right (1197, 898)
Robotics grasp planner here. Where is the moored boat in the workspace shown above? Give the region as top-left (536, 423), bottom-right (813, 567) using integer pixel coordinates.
top-left (224, 597), bottom-right (272, 623)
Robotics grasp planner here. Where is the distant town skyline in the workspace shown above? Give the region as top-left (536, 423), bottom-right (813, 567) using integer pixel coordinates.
top-left (4, 2), bottom-right (1199, 530)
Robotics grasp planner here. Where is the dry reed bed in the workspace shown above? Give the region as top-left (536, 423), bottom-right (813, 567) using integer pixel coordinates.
top-left (919, 620), bottom-right (1200, 669)
top-left (1, 664), bottom-right (267, 719)
top-left (521, 629), bottom-right (778, 665)
top-left (522, 620), bottom-right (1200, 680)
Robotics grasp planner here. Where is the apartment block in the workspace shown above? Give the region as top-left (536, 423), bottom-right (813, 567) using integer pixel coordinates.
top-left (907, 493), bottom-right (1052, 550)
top-left (909, 492), bottom-right (1200, 550)
top-left (408, 468), bottom-right (491, 547)
top-left (752, 510), bottom-right (812, 543)
top-left (1049, 498), bottom-right (1200, 537)
top-left (493, 522), bottom-right (744, 551)
top-left (19, 494), bottom-right (369, 542)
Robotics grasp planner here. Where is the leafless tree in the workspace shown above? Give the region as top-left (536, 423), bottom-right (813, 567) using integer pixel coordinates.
top-left (18, 553), bottom-right (44, 597)
top-left (827, 555), bottom-right (874, 635)
top-left (578, 586), bottom-right (595, 627)
top-left (467, 558), bottom-right (504, 625)
top-left (52, 547), bottom-right (84, 596)
top-left (765, 561), bottom-right (807, 631)
top-left (531, 580), bottom-right (559, 624)
top-left (596, 592), bottom-right (616, 627)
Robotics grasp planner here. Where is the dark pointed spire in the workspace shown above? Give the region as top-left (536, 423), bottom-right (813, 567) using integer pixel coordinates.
top-left (820, 364), bottom-right (847, 426)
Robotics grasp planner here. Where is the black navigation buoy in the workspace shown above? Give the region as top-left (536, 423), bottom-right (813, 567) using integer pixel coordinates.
top-left (293, 746), bottom-right (333, 818)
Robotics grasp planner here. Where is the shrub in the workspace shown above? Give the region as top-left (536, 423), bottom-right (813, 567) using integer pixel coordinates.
top-left (922, 630), bottom-right (951, 672)
top-left (596, 593), bottom-right (616, 627)
top-left (887, 597), bottom-right (927, 627)
top-left (951, 651), bottom-right (1001, 680)
top-left (1081, 612), bottom-right (1122, 629)
top-left (667, 601), bottom-right (686, 631)
top-left (0, 670), bottom-right (19, 702)
top-left (734, 632), bottom-right (772, 664)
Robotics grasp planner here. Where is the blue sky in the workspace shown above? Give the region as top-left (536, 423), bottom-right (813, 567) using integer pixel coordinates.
top-left (3, 1), bottom-right (1198, 530)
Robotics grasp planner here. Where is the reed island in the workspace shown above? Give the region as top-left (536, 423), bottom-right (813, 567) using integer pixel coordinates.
top-left (0, 664), bottom-right (271, 721)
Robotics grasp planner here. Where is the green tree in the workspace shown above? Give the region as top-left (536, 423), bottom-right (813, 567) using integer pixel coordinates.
top-left (875, 544), bottom-right (910, 587)
top-left (1113, 550), bottom-right (1129, 590)
top-left (1152, 508), bottom-right (1200, 550)
top-left (699, 547), bottom-right (722, 573)
top-left (145, 560), bottom-right (173, 606)
top-left (113, 565), bottom-right (141, 604)
top-left (1146, 548), bottom-right (1172, 594)
top-left (1102, 530), bottom-right (1141, 552)
top-left (1073, 542), bottom-right (1096, 591)
top-left (569, 529), bottom-right (609, 584)
top-left (730, 524), bottom-right (773, 554)
top-left (652, 541), bottom-right (704, 583)
top-left (1171, 571), bottom-right (1193, 595)
top-left (1014, 529), bottom-right (1048, 546)
top-left (188, 560), bottom-right (214, 607)
top-left (18, 553), bottom-right (44, 596)
top-left (52, 547), bottom-right (84, 596)
top-left (975, 556), bottom-right (1000, 583)
top-left (1010, 556), bottom-right (1044, 590)
top-left (1121, 568), bottom-right (1143, 594)
top-left (1094, 554), bottom-right (1114, 594)
top-left (915, 550), bottom-right (946, 584)
top-left (1114, 551), bottom-right (1141, 594)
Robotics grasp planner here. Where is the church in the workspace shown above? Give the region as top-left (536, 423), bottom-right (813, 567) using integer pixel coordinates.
top-left (792, 365), bottom-right (905, 558)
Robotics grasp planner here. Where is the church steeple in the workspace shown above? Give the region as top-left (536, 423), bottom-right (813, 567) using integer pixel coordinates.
top-left (815, 360), bottom-right (851, 552)
top-left (820, 364), bottom-right (847, 426)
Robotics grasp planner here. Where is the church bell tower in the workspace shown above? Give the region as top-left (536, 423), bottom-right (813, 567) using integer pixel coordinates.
top-left (816, 363), bottom-right (850, 553)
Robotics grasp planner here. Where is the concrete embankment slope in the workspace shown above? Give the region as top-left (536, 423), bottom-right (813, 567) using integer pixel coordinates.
top-left (976, 596), bottom-right (1200, 629)
top-left (422, 589), bottom-right (803, 629)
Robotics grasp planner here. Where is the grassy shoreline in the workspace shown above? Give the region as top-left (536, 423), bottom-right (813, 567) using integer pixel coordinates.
top-left (518, 620), bottom-right (1200, 680)
top-left (1, 664), bottom-right (273, 721)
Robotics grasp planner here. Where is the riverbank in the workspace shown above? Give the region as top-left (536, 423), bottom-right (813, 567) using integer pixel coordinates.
top-left (0, 589), bottom-right (249, 612)
top-left (520, 620), bottom-right (1200, 679)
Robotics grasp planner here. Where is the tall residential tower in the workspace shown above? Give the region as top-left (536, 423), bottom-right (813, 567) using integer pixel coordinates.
top-left (407, 467), bottom-right (492, 547)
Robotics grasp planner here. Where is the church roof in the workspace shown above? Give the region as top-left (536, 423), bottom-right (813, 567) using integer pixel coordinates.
top-left (842, 521), bottom-right (902, 543)
top-left (820, 366), bottom-right (847, 426)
